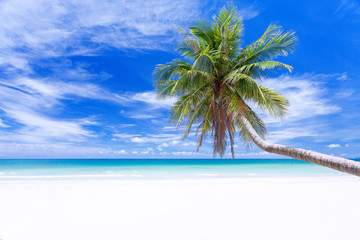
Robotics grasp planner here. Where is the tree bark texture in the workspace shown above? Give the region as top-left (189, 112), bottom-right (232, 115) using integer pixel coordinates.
top-left (239, 115), bottom-right (360, 177)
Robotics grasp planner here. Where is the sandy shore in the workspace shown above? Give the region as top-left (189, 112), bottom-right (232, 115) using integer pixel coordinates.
top-left (0, 176), bottom-right (359, 240)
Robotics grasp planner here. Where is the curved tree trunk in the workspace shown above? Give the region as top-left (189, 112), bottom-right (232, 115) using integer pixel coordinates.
top-left (238, 115), bottom-right (360, 177)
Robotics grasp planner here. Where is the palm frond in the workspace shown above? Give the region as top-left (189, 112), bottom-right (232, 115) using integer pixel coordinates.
top-left (212, 5), bottom-right (243, 59)
top-left (154, 5), bottom-right (296, 158)
top-left (224, 83), bottom-right (267, 141)
top-left (239, 61), bottom-right (293, 79)
top-left (256, 86), bottom-right (289, 118)
top-left (244, 30), bottom-right (297, 63)
top-left (189, 20), bottom-right (214, 47)
top-left (235, 24), bottom-right (297, 70)
top-left (176, 26), bottom-right (201, 59)
top-left (225, 73), bottom-right (266, 103)
top-left (170, 84), bottom-right (211, 127)
top-left (193, 53), bottom-right (217, 76)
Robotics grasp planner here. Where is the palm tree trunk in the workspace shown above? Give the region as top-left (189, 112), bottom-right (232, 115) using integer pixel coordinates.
top-left (239, 115), bottom-right (360, 177)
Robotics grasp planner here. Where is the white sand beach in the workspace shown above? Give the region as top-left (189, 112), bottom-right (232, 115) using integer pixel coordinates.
top-left (0, 176), bottom-right (360, 240)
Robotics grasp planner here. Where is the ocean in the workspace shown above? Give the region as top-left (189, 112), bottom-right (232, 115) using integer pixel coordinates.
top-left (0, 158), bottom-right (352, 181)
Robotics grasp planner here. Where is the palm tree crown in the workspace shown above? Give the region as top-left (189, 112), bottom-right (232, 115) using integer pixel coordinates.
top-left (154, 6), bottom-right (297, 158)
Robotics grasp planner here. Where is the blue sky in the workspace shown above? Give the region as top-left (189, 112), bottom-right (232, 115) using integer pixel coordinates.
top-left (0, 0), bottom-right (359, 159)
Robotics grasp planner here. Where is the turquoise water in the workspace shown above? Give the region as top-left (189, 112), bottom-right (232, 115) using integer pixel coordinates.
top-left (0, 158), bottom-right (353, 180)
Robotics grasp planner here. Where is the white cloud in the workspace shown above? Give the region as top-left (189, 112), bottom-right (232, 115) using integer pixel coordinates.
top-left (10, 77), bottom-right (123, 103)
top-left (127, 133), bottom-right (181, 145)
top-left (262, 74), bottom-right (340, 124)
top-left (266, 127), bottom-right (319, 142)
top-left (140, 148), bottom-right (155, 154)
top-left (120, 124), bottom-right (136, 127)
top-left (160, 143), bottom-right (169, 148)
top-left (335, 90), bottom-right (354, 98)
top-left (130, 91), bottom-right (176, 109)
top-left (159, 140), bottom-right (179, 148)
top-left (157, 140), bottom-right (179, 150)
top-left (0, 0), bottom-right (204, 72)
top-left (238, 5), bottom-right (260, 19)
top-left (233, 151), bottom-right (275, 158)
top-left (0, 74), bottom-right (180, 145)
top-left (327, 144), bottom-right (341, 148)
top-left (113, 133), bottom-right (140, 139)
top-left (245, 73), bottom-right (351, 144)
top-left (336, 72), bottom-right (348, 81)
top-left (127, 113), bottom-right (158, 119)
top-left (0, 94), bottom-right (94, 142)
top-left (147, 133), bottom-right (181, 142)
top-left (182, 141), bottom-right (197, 147)
top-left (172, 151), bottom-right (195, 156)
top-left (6, 110), bottom-right (92, 139)
top-left (336, 0), bottom-right (360, 16)
top-left (170, 140), bottom-right (179, 146)
top-left (131, 137), bottom-right (147, 143)
top-left (0, 118), bottom-right (8, 128)
top-left (0, 76), bottom-right (131, 143)
top-left (116, 91), bottom-right (177, 121)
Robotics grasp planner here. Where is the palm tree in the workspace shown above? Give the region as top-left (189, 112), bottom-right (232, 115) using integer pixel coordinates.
top-left (154, 6), bottom-right (360, 177)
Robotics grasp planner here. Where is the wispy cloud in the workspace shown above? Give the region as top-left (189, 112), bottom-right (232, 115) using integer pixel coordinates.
top-left (266, 127), bottom-right (319, 143)
top-left (238, 5), bottom-right (260, 20)
top-left (0, 71), bottom-right (178, 145)
top-left (113, 133), bottom-right (140, 139)
top-left (0, 0), bottom-right (203, 73)
top-left (262, 73), bottom-right (341, 124)
top-left (248, 73), bottom-right (344, 144)
top-left (114, 132), bottom-right (181, 144)
top-left (233, 151), bottom-right (275, 158)
top-left (327, 144), bottom-right (341, 148)
top-left (336, 0), bottom-right (360, 16)
top-left (0, 74), bottom-right (125, 143)
top-left (130, 92), bottom-right (176, 109)
top-left (0, 118), bottom-right (8, 128)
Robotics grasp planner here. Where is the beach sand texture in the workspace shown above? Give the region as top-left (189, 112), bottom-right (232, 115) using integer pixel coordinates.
top-left (0, 177), bottom-right (359, 240)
